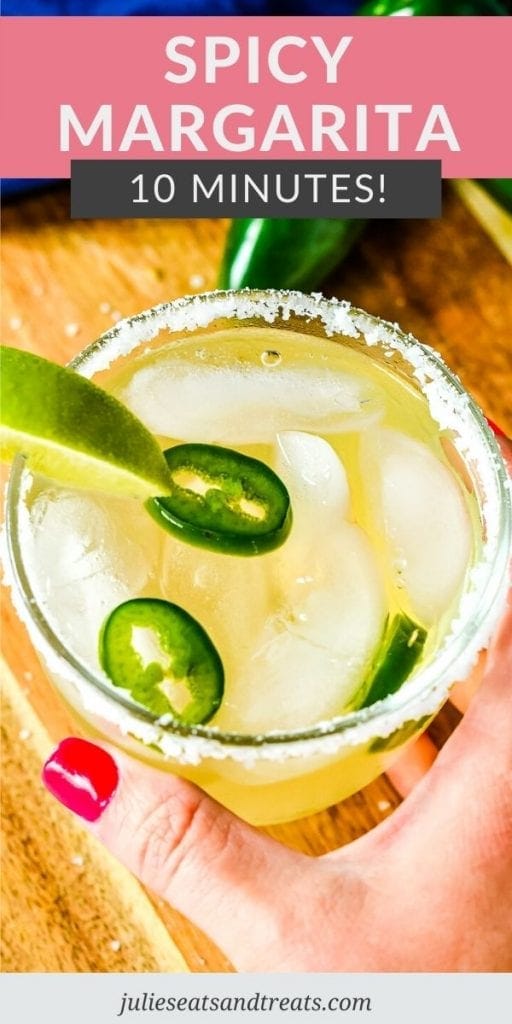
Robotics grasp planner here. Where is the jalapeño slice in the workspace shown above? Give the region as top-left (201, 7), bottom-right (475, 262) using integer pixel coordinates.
top-left (99, 598), bottom-right (224, 725)
top-left (147, 443), bottom-right (292, 555)
top-left (359, 614), bottom-right (427, 709)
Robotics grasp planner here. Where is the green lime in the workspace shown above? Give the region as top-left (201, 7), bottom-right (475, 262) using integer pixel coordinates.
top-left (1, 346), bottom-right (172, 499)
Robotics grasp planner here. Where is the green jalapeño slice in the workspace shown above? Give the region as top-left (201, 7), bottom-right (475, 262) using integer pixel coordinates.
top-left (148, 443), bottom-right (292, 555)
top-left (99, 598), bottom-right (224, 725)
top-left (358, 613), bottom-right (427, 709)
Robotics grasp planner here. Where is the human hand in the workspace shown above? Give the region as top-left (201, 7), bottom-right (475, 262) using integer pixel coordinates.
top-left (41, 440), bottom-right (512, 973)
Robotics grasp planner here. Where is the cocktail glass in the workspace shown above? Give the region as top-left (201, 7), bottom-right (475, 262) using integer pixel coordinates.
top-left (4, 290), bottom-right (511, 825)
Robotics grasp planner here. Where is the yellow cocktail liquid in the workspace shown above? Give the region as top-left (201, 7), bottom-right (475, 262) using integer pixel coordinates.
top-left (20, 324), bottom-right (477, 823)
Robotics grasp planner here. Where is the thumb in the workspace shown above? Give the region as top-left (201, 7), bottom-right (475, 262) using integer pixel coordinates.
top-left (363, 596), bottom-right (512, 875)
top-left (41, 739), bottom-right (308, 969)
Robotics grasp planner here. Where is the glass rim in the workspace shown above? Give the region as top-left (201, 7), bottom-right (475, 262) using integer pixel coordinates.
top-left (5, 289), bottom-right (511, 752)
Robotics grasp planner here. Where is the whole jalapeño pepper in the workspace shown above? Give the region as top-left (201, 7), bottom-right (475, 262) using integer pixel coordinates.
top-left (218, 218), bottom-right (364, 292)
top-left (358, 1), bottom-right (509, 13)
top-left (478, 179), bottom-right (512, 213)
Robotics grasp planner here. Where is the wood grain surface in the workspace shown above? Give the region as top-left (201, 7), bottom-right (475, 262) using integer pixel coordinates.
top-left (1, 183), bottom-right (511, 973)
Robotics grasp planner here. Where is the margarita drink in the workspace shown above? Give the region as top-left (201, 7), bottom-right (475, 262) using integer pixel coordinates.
top-left (6, 292), bottom-right (510, 825)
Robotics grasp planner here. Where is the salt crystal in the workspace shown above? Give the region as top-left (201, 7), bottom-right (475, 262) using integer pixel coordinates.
top-left (23, 670), bottom-right (33, 682)
top-left (377, 800), bottom-right (391, 812)
top-left (65, 323), bottom-right (80, 338)
top-left (109, 940), bottom-right (122, 952)
top-left (99, 301), bottom-right (111, 314)
top-left (9, 316), bottom-right (22, 330)
top-left (18, 728), bottom-right (31, 741)
top-left (189, 273), bottom-right (205, 290)
top-left (70, 854), bottom-right (85, 867)
top-left (110, 310), bottom-right (122, 323)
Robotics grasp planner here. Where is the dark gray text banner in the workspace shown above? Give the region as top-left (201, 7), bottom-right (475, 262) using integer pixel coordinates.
top-left (70, 160), bottom-right (441, 219)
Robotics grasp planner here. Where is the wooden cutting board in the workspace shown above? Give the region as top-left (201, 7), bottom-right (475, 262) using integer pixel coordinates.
top-left (1, 183), bottom-right (511, 972)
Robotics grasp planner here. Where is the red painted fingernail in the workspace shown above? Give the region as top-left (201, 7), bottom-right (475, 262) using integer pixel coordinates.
top-left (42, 738), bottom-right (119, 822)
top-left (486, 417), bottom-right (507, 440)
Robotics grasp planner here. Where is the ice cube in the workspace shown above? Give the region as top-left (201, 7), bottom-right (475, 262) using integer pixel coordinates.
top-left (215, 524), bottom-right (386, 733)
top-left (274, 430), bottom-right (351, 587)
top-left (214, 435), bottom-right (385, 733)
top-left (25, 487), bottom-right (162, 665)
top-left (360, 428), bottom-right (472, 625)
top-left (119, 359), bottom-right (384, 444)
top-left (277, 430), bottom-right (350, 526)
top-left (160, 534), bottom-right (272, 687)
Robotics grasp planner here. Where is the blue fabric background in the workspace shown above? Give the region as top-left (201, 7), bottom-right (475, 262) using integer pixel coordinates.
top-left (3, 2), bottom-right (358, 14)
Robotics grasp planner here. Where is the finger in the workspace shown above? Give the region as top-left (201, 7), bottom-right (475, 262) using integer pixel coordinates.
top-left (339, 592), bottom-right (511, 859)
top-left (387, 654), bottom-right (488, 797)
top-left (388, 428), bottom-right (511, 799)
top-left (385, 732), bottom-right (438, 798)
top-left (448, 595), bottom-right (511, 756)
top-left (380, 597), bottom-right (511, 844)
top-left (449, 427), bottom-right (510, 715)
top-left (449, 648), bottom-right (488, 714)
top-left (387, 649), bottom-right (488, 797)
top-left (487, 420), bottom-right (511, 450)
top-left (41, 737), bottom-right (311, 970)
top-left (337, 599), bottom-right (512, 971)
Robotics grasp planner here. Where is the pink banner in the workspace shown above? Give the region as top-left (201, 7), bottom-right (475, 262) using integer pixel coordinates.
top-left (1, 16), bottom-right (511, 178)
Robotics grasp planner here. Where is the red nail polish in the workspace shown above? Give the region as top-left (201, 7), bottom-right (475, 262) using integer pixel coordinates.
top-left (486, 417), bottom-right (507, 440)
top-left (42, 738), bottom-right (119, 822)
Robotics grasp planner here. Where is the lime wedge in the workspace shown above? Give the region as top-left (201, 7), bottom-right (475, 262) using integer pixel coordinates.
top-left (357, 614), bottom-right (427, 709)
top-left (1, 346), bottom-right (172, 499)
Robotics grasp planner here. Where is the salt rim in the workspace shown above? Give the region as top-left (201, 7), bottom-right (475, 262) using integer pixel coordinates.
top-left (4, 289), bottom-right (511, 766)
